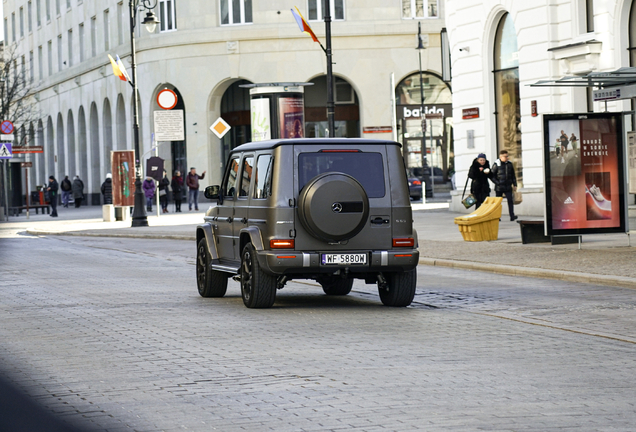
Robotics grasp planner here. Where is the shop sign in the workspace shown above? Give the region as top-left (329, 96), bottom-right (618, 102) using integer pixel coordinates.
top-left (543, 113), bottom-right (627, 236)
top-left (400, 104), bottom-right (450, 120)
top-left (462, 108), bottom-right (479, 120)
top-left (21, 162), bottom-right (32, 167)
top-left (363, 126), bottom-right (393, 134)
top-left (531, 100), bottom-right (538, 117)
top-left (12, 145), bottom-right (43, 153)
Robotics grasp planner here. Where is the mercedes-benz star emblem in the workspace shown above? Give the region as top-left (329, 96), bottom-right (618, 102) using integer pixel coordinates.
top-left (331, 202), bottom-right (343, 213)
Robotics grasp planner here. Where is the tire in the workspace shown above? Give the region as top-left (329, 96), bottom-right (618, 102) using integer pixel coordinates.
top-left (196, 239), bottom-right (228, 298)
top-left (240, 243), bottom-right (277, 308)
top-left (321, 278), bottom-right (354, 296)
top-left (378, 269), bottom-right (416, 307)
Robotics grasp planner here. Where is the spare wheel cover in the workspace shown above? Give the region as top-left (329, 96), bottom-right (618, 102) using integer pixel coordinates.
top-left (298, 172), bottom-right (369, 242)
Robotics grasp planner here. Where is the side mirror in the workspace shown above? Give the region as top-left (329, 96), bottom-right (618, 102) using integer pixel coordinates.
top-left (204, 185), bottom-right (220, 200)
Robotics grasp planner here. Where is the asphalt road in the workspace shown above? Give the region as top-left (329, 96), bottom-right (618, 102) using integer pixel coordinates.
top-left (1, 234), bottom-right (635, 431)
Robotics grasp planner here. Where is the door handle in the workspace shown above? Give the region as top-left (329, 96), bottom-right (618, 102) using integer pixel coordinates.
top-left (371, 217), bottom-right (389, 225)
top-left (241, 217), bottom-right (248, 224)
top-left (226, 217), bottom-right (233, 223)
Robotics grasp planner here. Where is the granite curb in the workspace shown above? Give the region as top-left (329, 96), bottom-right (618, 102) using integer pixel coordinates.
top-left (25, 228), bottom-right (636, 290)
top-left (418, 257), bottom-right (636, 290)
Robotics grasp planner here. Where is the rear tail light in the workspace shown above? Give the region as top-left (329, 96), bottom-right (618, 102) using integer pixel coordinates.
top-left (411, 180), bottom-right (421, 185)
top-left (393, 238), bottom-right (414, 247)
top-left (270, 239), bottom-right (295, 249)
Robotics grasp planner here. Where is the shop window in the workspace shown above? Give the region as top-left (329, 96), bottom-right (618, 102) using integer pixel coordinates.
top-left (308, 0), bottom-right (345, 21)
top-left (220, 0), bottom-right (252, 26)
top-left (402, 0), bottom-right (438, 19)
top-left (493, 13), bottom-right (522, 187)
top-left (159, 0), bottom-right (177, 32)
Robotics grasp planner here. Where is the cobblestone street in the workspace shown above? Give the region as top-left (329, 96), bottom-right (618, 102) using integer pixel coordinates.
top-left (1, 235), bottom-right (635, 431)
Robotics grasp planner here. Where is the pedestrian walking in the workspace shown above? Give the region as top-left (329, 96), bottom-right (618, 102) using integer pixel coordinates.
top-left (101, 173), bottom-right (113, 205)
top-left (559, 130), bottom-right (569, 162)
top-left (468, 153), bottom-right (492, 209)
top-left (72, 175), bottom-right (85, 208)
top-left (142, 176), bottom-right (156, 212)
top-left (570, 133), bottom-right (578, 157)
top-left (159, 171), bottom-right (170, 213)
top-left (60, 175), bottom-right (72, 208)
top-left (47, 176), bottom-right (59, 217)
top-left (186, 167), bottom-right (206, 211)
top-left (491, 150), bottom-right (518, 221)
top-left (171, 170), bottom-right (184, 212)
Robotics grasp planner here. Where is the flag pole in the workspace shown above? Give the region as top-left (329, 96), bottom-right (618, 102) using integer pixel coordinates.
top-left (324, 1), bottom-right (335, 138)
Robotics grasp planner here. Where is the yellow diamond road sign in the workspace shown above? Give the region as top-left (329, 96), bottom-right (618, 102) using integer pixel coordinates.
top-left (210, 117), bottom-right (231, 139)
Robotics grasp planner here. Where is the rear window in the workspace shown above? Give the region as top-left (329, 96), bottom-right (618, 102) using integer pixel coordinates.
top-left (298, 152), bottom-right (385, 198)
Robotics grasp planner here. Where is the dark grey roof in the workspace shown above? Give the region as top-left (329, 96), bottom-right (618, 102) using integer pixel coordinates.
top-left (231, 138), bottom-right (401, 153)
top-left (530, 67), bottom-right (636, 88)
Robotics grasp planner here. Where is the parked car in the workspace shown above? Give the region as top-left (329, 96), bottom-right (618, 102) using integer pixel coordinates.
top-left (407, 166), bottom-right (448, 185)
top-left (196, 138), bottom-right (419, 308)
top-left (406, 171), bottom-right (422, 201)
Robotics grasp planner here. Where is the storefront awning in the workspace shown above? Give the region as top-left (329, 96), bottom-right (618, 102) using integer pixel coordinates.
top-left (530, 67), bottom-right (636, 88)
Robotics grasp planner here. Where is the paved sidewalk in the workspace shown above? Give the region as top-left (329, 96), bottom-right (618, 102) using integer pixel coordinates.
top-left (1, 203), bottom-right (635, 288)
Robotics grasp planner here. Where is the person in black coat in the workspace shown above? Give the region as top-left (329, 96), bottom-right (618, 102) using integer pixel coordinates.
top-left (101, 173), bottom-right (113, 205)
top-left (159, 171), bottom-right (170, 213)
top-left (491, 150), bottom-right (518, 221)
top-left (47, 175), bottom-right (59, 217)
top-left (468, 153), bottom-right (491, 209)
top-left (171, 170), bottom-right (184, 212)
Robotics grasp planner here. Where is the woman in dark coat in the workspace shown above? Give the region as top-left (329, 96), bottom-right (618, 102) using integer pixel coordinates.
top-left (47, 176), bottom-right (59, 217)
top-left (468, 153), bottom-right (492, 209)
top-left (101, 173), bottom-right (113, 205)
top-left (72, 175), bottom-right (85, 208)
top-left (159, 171), bottom-right (170, 213)
top-left (171, 171), bottom-right (184, 212)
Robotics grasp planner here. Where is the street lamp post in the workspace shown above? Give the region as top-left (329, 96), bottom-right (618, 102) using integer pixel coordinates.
top-left (128, 0), bottom-right (160, 227)
top-left (416, 22), bottom-right (432, 198)
top-left (324, 1), bottom-right (335, 138)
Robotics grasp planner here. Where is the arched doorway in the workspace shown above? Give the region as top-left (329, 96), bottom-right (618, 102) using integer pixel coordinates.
top-left (152, 84), bottom-right (186, 177)
top-left (395, 72), bottom-right (453, 181)
top-left (67, 110), bottom-right (76, 178)
top-left (304, 75), bottom-right (360, 138)
top-left (493, 12), bottom-right (522, 186)
top-left (220, 79), bottom-right (252, 167)
top-left (56, 113), bottom-right (65, 178)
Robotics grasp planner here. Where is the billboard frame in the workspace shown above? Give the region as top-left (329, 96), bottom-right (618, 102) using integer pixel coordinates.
top-left (543, 112), bottom-right (628, 236)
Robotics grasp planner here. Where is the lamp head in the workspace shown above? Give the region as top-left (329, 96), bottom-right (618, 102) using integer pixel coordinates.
top-left (143, 11), bottom-right (160, 33)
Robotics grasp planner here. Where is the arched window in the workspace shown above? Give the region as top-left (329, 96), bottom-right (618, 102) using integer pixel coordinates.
top-left (493, 13), bottom-right (522, 186)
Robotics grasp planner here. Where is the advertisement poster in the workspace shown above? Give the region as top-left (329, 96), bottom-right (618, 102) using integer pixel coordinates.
top-left (278, 96), bottom-right (305, 138)
top-left (111, 150), bottom-right (135, 207)
top-left (251, 98), bottom-right (271, 141)
top-left (543, 113), bottom-right (626, 235)
top-left (628, 131), bottom-right (636, 194)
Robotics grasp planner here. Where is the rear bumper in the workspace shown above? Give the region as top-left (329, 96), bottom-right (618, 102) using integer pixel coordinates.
top-left (256, 249), bottom-right (420, 275)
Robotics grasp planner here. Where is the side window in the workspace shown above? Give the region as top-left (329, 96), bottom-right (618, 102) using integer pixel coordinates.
top-left (253, 154), bottom-right (274, 199)
top-left (224, 156), bottom-right (240, 197)
top-left (238, 156), bottom-right (254, 197)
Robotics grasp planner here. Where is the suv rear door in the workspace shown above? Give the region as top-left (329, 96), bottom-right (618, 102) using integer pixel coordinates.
top-left (293, 143), bottom-right (393, 251)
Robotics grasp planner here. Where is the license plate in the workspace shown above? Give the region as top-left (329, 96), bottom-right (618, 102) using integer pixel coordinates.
top-left (321, 253), bottom-right (367, 265)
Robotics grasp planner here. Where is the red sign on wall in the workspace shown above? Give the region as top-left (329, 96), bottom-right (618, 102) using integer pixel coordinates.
top-left (462, 107), bottom-right (479, 119)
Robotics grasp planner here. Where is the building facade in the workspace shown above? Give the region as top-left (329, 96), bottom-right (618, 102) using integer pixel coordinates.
top-left (3, 0), bottom-right (451, 205)
top-left (446, 0), bottom-right (636, 215)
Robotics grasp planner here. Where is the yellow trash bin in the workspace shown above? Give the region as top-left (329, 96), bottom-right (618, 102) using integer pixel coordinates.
top-left (454, 197), bottom-right (503, 242)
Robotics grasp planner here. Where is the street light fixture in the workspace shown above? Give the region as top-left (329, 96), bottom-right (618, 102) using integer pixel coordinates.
top-left (128, 0), bottom-right (160, 227)
top-left (416, 21), bottom-right (432, 198)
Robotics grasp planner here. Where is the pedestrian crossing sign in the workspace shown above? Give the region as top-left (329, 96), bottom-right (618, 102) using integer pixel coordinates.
top-left (0, 142), bottom-right (12, 159)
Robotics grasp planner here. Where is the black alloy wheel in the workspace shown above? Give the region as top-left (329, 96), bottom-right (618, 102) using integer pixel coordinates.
top-left (196, 238), bottom-right (228, 298)
top-left (240, 243), bottom-right (277, 308)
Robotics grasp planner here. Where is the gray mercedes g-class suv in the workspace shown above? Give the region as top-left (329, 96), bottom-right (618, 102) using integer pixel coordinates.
top-left (196, 138), bottom-right (419, 308)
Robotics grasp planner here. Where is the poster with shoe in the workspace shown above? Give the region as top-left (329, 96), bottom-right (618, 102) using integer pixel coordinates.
top-left (543, 113), bottom-right (627, 236)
